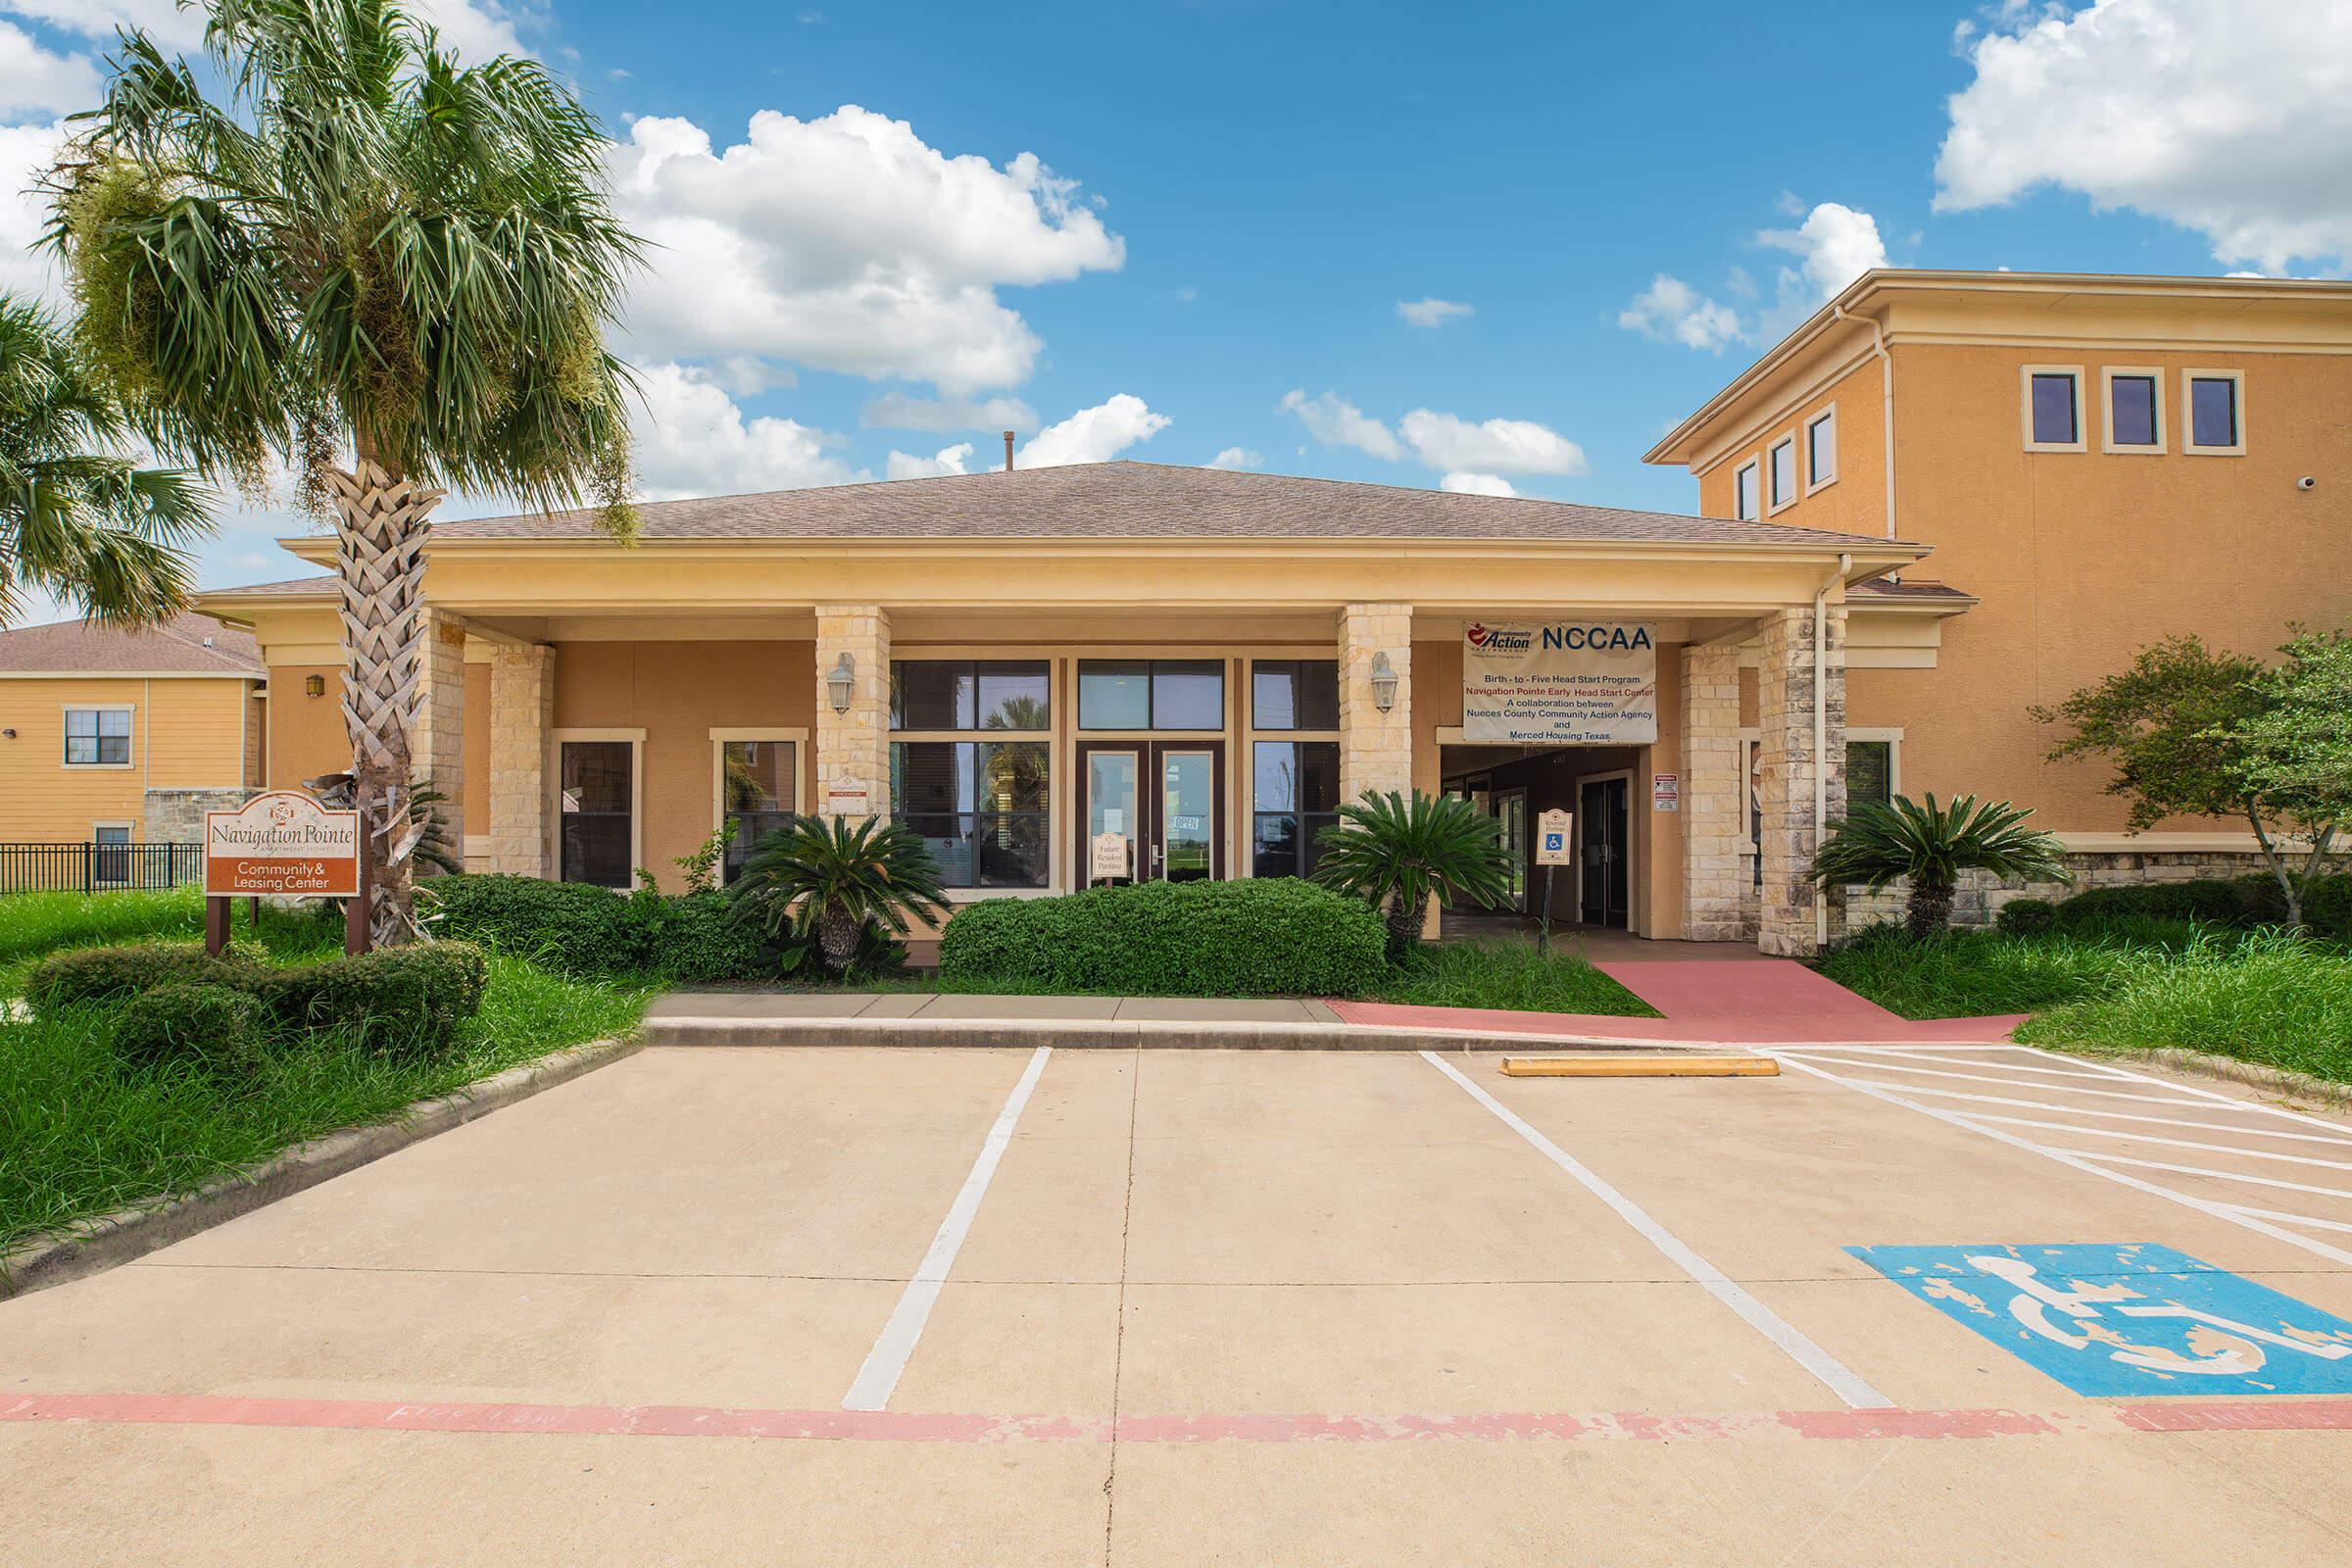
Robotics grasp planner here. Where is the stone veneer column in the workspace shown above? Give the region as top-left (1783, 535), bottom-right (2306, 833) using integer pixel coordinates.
top-left (488, 642), bottom-right (554, 876)
top-left (1755, 604), bottom-right (1847, 956)
top-left (412, 608), bottom-right (466, 821)
top-left (1338, 603), bottom-right (1414, 805)
top-left (814, 605), bottom-right (892, 820)
top-left (1678, 642), bottom-right (1746, 942)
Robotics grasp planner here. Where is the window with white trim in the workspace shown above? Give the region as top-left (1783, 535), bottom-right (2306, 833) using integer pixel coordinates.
top-left (1805, 408), bottom-right (1837, 491)
top-left (64, 707), bottom-right (131, 766)
top-left (2023, 367), bottom-right (2085, 451)
top-left (1734, 459), bottom-right (1759, 521)
top-left (2102, 368), bottom-right (2163, 452)
top-left (715, 739), bottom-right (797, 882)
top-left (558, 739), bottom-right (635, 888)
top-left (2183, 370), bottom-right (2245, 455)
top-left (1767, 435), bottom-right (1797, 512)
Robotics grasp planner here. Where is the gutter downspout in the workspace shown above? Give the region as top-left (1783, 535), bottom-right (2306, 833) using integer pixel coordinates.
top-left (1835, 305), bottom-right (1896, 541)
top-left (1814, 551), bottom-right (1851, 952)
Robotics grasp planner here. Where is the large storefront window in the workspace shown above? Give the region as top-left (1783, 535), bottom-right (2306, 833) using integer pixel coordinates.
top-left (891, 660), bottom-right (1050, 731)
top-left (892, 741), bottom-right (1051, 887)
top-left (1078, 660), bottom-right (1224, 730)
top-left (1250, 660), bottom-right (1339, 730)
top-left (717, 739), bottom-right (796, 881)
top-left (1251, 740), bottom-right (1340, 878)
top-left (560, 740), bottom-right (634, 888)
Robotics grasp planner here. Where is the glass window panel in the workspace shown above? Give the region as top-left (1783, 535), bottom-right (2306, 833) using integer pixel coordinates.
top-left (559, 741), bottom-right (633, 887)
top-left (891, 741), bottom-right (973, 815)
top-left (2109, 375), bottom-right (2158, 446)
top-left (1152, 662), bottom-right (1224, 730)
top-left (975, 662), bottom-right (1050, 731)
top-left (1078, 661), bottom-right (1151, 729)
top-left (66, 709), bottom-right (96, 737)
top-left (1808, 413), bottom-right (1836, 482)
top-left (1296, 741), bottom-right (1339, 812)
top-left (1846, 741), bottom-right (1893, 809)
top-left (561, 818), bottom-right (631, 888)
top-left (895, 742), bottom-right (1048, 888)
top-left (1251, 661), bottom-right (1337, 730)
top-left (891, 661), bottom-right (972, 730)
top-left (1251, 813), bottom-right (1301, 879)
top-left (2031, 373), bottom-right (2078, 444)
top-left (2191, 376), bottom-right (2238, 448)
top-left (975, 809), bottom-right (1049, 886)
top-left (974, 741), bottom-right (1050, 814)
top-left (719, 740), bottom-right (795, 878)
top-left (561, 741), bottom-right (632, 815)
top-left (1735, 463), bottom-right (1758, 520)
top-left (1769, 440), bottom-right (1795, 506)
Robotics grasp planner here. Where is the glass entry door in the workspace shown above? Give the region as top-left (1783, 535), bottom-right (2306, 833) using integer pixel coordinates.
top-left (1078, 741), bottom-right (1224, 885)
top-left (1579, 775), bottom-right (1632, 928)
top-left (1493, 789), bottom-right (1529, 912)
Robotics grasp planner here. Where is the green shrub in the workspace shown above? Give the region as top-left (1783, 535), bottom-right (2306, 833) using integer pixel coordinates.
top-left (27, 943), bottom-right (257, 1012)
top-left (2045, 873), bottom-right (2351, 942)
top-left (1994, 899), bottom-right (2061, 935)
top-left (627, 888), bottom-right (782, 982)
top-left (110, 983), bottom-right (268, 1074)
top-left (939, 877), bottom-right (1388, 997)
top-left (429, 874), bottom-right (648, 975)
top-left (270, 943), bottom-right (490, 1057)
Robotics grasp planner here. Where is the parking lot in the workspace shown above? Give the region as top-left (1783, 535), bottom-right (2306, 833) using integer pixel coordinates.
top-left (7, 1042), bottom-right (2352, 1565)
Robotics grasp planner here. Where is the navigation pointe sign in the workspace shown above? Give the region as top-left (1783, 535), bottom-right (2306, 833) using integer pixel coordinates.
top-left (204, 790), bottom-right (362, 898)
top-left (1462, 621), bottom-right (1658, 744)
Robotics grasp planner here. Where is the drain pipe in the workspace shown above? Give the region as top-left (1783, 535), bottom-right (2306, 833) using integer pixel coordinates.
top-left (1815, 551), bottom-right (1851, 952)
top-left (1834, 305), bottom-right (1896, 541)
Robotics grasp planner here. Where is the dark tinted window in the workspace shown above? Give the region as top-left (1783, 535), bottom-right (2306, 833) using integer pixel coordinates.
top-left (718, 740), bottom-right (796, 879)
top-left (1769, 440), bottom-right (1795, 506)
top-left (2190, 376), bottom-right (2238, 448)
top-left (892, 661), bottom-right (1049, 731)
top-left (2108, 375), bottom-right (2158, 447)
top-left (1846, 740), bottom-right (1893, 809)
top-left (976, 662), bottom-right (1050, 730)
top-left (2030, 373), bottom-right (2079, 445)
top-left (891, 740), bottom-right (1050, 887)
top-left (1251, 660), bottom-right (1340, 730)
top-left (560, 741), bottom-right (633, 887)
top-left (1252, 740), bottom-right (1340, 878)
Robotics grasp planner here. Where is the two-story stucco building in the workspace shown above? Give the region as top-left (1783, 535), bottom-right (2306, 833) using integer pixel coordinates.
top-left (194, 270), bottom-right (2351, 954)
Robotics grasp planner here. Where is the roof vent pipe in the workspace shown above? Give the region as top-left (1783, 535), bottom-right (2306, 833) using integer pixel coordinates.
top-left (1004, 430), bottom-right (1015, 472)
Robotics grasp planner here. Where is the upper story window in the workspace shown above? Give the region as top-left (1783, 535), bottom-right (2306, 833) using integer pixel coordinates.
top-left (1078, 660), bottom-right (1224, 730)
top-left (2184, 370), bottom-right (2245, 455)
top-left (1805, 408), bottom-right (1838, 491)
top-left (889, 660), bottom-right (1050, 731)
top-left (1767, 435), bottom-right (1797, 513)
top-left (1250, 660), bottom-right (1339, 731)
top-left (2023, 367), bottom-right (2085, 451)
top-left (1733, 459), bottom-right (1759, 521)
top-left (64, 707), bottom-right (131, 766)
top-left (2102, 368), bottom-right (2163, 451)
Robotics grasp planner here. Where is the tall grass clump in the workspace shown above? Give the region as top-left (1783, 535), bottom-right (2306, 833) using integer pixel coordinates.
top-left (2019, 929), bottom-right (2352, 1082)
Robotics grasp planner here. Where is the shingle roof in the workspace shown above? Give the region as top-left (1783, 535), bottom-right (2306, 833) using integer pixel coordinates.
top-left (1848, 578), bottom-right (1975, 603)
top-left (0, 611), bottom-right (265, 675)
top-left (426, 462), bottom-right (1914, 548)
top-left (211, 573), bottom-right (339, 598)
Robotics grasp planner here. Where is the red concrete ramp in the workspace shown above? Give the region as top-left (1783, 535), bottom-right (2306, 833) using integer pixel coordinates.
top-left (1594, 958), bottom-right (2023, 1044)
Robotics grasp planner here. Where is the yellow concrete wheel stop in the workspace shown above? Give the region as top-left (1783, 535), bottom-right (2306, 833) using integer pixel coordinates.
top-left (1498, 1054), bottom-right (1780, 1078)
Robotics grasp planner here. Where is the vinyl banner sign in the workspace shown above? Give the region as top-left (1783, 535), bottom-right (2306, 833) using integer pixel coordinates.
top-left (204, 791), bottom-right (362, 898)
top-left (1461, 621), bottom-right (1659, 744)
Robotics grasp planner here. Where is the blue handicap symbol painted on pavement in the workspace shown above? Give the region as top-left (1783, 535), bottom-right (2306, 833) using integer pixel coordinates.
top-left (1849, 1243), bottom-right (2352, 1396)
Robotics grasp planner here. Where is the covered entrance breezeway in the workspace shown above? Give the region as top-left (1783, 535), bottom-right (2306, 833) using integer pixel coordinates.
top-left (1443, 740), bottom-right (1645, 932)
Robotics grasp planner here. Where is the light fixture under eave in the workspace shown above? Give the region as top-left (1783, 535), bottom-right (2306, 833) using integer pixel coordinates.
top-left (1369, 651), bottom-right (1399, 711)
top-left (304, 674), bottom-right (325, 698)
top-left (827, 652), bottom-right (857, 713)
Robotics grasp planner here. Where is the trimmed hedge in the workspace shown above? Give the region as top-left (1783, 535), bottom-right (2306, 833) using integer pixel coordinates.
top-left (111, 983), bottom-right (268, 1075)
top-left (26, 943), bottom-right (257, 1010)
top-left (430, 874), bottom-right (647, 975)
top-left (260, 943), bottom-right (490, 1057)
top-left (938, 877), bottom-right (1389, 997)
top-left (2020, 873), bottom-right (2352, 942)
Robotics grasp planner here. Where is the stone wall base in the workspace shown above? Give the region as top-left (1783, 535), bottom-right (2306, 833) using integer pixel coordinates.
top-left (142, 787), bottom-right (255, 843)
top-left (1841, 850), bottom-right (2336, 931)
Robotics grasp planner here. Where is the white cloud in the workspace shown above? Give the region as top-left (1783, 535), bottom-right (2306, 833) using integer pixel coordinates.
top-left (1396, 296), bottom-right (1473, 328)
top-left (1206, 447), bottom-right (1261, 470)
top-left (1936, 0), bottom-right (2352, 272)
top-left (1756, 201), bottom-right (1887, 310)
top-left (4, 0), bottom-right (533, 59)
top-left (885, 442), bottom-right (974, 480)
top-left (630, 362), bottom-right (865, 499)
top-left (0, 119), bottom-right (65, 306)
top-left (1398, 410), bottom-right (1587, 476)
top-left (0, 21), bottom-right (94, 116)
top-left (1278, 388), bottom-right (1402, 461)
top-left (860, 391), bottom-right (1039, 432)
top-left (608, 106), bottom-right (1123, 393)
top-left (1618, 274), bottom-right (1744, 351)
top-left (1016, 394), bottom-right (1169, 467)
top-left (1440, 471), bottom-right (1516, 497)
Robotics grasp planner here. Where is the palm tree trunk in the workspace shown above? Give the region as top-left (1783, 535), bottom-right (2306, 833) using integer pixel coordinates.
top-left (1385, 890), bottom-right (1429, 961)
top-left (328, 457), bottom-right (446, 949)
top-left (1905, 878), bottom-right (1956, 940)
top-left (818, 901), bottom-right (861, 975)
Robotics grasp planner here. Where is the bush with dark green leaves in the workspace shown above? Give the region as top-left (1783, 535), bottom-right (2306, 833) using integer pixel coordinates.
top-left (264, 943), bottom-right (489, 1057)
top-left (110, 983), bottom-right (268, 1075)
top-left (628, 888), bottom-right (782, 982)
top-left (26, 943), bottom-right (258, 1012)
top-left (939, 877), bottom-right (1389, 997)
top-left (2041, 874), bottom-right (2351, 942)
top-left (429, 874), bottom-right (648, 975)
top-left (1993, 899), bottom-right (2061, 936)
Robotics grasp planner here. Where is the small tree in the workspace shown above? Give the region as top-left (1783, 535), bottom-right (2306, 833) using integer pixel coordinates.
top-left (729, 816), bottom-right (951, 978)
top-left (1811, 794), bottom-right (2068, 939)
top-left (1312, 790), bottom-right (1513, 961)
top-left (2036, 632), bottom-right (2342, 927)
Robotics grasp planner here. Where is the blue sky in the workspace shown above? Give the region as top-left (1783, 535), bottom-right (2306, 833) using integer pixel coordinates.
top-left (2, 0), bottom-right (2345, 612)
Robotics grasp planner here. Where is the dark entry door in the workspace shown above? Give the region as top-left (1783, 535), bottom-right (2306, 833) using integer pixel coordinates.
top-left (1077, 740), bottom-right (1225, 886)
top-left (1579, 776), bottom-right (1631, 928)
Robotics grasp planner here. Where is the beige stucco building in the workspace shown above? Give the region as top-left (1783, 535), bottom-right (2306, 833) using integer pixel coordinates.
top-left (194, 270), bottom-right (2350, 953)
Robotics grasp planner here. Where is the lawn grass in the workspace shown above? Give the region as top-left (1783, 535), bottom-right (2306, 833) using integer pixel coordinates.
top-left (0, 889), bottom-right (649, 1254)
top-left (1365, 937), bottom-right (1656, 1016)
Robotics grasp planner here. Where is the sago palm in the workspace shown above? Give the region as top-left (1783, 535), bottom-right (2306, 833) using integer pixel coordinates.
top-left (1811, 793), bottom-right (2069, 939)
top-left (0, 294), bottom-right (209, 627)
top-left (47, 0), bottom-right (641, 945)
top-left (1312, 789), bottom-right (1512, 960)
top-left (730, 816), bottom-right (953, 978)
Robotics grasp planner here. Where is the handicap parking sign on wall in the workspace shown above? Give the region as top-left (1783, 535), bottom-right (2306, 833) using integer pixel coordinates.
top-left (1851, 1243), bottom-right (2352, 1396)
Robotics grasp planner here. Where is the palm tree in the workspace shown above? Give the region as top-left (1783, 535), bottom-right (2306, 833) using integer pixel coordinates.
top-left (47, 0), bottom-right (641, 945)
top-left (1811, 793), bottom-right (2070, 939)
top-left (1312, 789), bottom-right (1513, 960)
top-left (730, 816), bottom-right (953, 978)
top-left (0, 294), bottom-right (209, 627)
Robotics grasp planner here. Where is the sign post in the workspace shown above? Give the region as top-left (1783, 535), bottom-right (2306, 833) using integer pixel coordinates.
top-left (1534, 808), bottom-right (1574, 956)
top-left (203, 792), bottom-right (365, 956)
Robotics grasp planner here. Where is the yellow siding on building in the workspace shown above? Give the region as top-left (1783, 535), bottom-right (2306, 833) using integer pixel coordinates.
top-left (0, 676), bottom-right (251, 841)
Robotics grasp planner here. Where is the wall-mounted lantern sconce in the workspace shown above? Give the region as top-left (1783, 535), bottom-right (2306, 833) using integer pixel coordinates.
top-left (2, 728), bottom-right (15, 739)
top-left (304, 674), bottom-right (325, 698)
top-left (1369, 651), bottom-right (1399, 712)
top-left (827, 652), bottom-right (857, 713)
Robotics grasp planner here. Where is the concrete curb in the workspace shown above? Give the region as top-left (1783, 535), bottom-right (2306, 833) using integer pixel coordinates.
top-left (640, 1014), bottom-right (1769, 1054)
top-left (2103, 1046), bottom-right (2352, 1115)
top-left (0, 1033), bottom-right (643, 1302)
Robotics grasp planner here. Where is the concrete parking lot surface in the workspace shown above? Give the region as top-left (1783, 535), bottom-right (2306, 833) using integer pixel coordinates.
top-left (6, 1044), bottom-right (2352, 1564)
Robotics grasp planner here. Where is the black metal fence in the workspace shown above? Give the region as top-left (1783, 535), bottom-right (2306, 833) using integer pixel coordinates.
top-left (0, 842), bottom-right (204, 895)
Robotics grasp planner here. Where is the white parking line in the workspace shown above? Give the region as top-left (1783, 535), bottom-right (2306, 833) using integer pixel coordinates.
top-left (1421, 1051), bottom-right (1892, 1410)
top-left (842, 1046), bottom-right (1053, 1413)
top-left (1791, 1078), bottom-right (2352, 1144)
